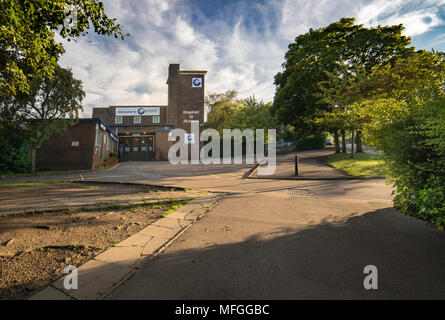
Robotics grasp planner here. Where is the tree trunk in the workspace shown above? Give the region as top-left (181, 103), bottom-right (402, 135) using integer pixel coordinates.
top-left (334, 130), bottom-right (340, 153)
top-left (356, 129), bottom-right (364, 153)
top-left (350, 129), bottom-right (355, 159)
top-left (30, 147), bottom-right (36, 174)
top-left (341, 129), bottom-right (347, 153)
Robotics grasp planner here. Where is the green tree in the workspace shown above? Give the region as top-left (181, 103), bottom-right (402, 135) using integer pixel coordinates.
top-left (205, 90), bottom-right (238, 110)
top-left (273, 18), bottom-right (413, 145)
top-left (356, 51), bottom-right (445, 226)
top-left (205, 92), bottom-right (278, 137)
top-left (231, 96), bottom-right (276, 132)
top-left (0, 0), bottom-right (127, 96)
top-left (1, 65), bottom-right (85, 173)
top-left (205, 90), bottom-right (243, 134)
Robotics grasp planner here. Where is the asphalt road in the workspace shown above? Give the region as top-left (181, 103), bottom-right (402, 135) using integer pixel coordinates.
top-left (98, 153), bottom-right (445, 300)
top-left (3, 151), bottom-right (444, 299)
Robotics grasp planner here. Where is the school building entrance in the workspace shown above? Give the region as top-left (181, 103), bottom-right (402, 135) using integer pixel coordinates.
top-left (120, 136), bottom-right (155, 161)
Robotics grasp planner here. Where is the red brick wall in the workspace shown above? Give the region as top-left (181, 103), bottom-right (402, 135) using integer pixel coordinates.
top-left (155, 131), bottom-right (173, 160)
top-left (91, 127), bottom-right (116, 168)
top-left (167, 65), bottom-right (206, 132)
top-left (36, 121), bottom-right (96, 171)
top-left (36, 120), bottom-right (117, 171)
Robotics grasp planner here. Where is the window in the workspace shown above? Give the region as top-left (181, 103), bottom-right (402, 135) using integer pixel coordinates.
top-left (115, 116), bottom-right (122, 124)
top-left (134, 116), bottom-right (141, 124)
top-left (71, 141), bottom-right (79, 147)
top-left (153, 115), bottom-right (160, 123)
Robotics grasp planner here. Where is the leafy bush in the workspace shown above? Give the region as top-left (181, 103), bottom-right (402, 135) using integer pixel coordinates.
top-left (0, 127), bottom-right (30, 174)
top-left (360, 98), bottom-right (445, 227)
top-left (386, 103), bottom-right (445, 227)
top-left (357, 52), bottom-right (445, 227)
top-left (109, 150), bottom-right (118, 159)
top-left (294, 135), bottom-right (326, 151)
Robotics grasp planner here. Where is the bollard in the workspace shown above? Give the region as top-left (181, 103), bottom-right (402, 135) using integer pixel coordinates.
top-left (295, 155), bottom-right (299, 176)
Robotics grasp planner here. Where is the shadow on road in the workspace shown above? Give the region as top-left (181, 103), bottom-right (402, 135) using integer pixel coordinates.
top-left (105, 207), bottom-right (445, 300)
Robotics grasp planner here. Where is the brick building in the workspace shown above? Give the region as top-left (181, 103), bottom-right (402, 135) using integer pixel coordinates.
top-left (36, 119), bottom-right (118, 171)
top-left (92, 63), bottom-right (206, 161)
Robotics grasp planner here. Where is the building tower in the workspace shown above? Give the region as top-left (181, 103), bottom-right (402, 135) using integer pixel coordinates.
top-left (167, 63), bottom-right (207, 132)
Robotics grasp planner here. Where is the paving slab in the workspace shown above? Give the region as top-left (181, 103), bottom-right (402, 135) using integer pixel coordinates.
top-left (54, 259), bottom-right (133, 300)
top-left (141, 237), bottom-right (175, 256)
top-left (94, 246), bottom-right (143, 265)
top-left (138, 224), bottom-right (181, 239)
top-left (115, 234), bottom-right (153, 248)
top-left (29, 286), bottom-right (73, 300)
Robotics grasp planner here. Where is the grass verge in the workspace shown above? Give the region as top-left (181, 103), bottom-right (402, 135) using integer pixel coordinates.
top-left (80, 198), bottom-right (192, 213)
top-left (325, 153), bottom-right (385, 178)
top-left (0, 180), bottom-right (70, 188)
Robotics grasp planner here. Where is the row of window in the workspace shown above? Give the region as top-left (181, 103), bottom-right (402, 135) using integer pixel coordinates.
top-left (115, 115), bottom-right (160, 124)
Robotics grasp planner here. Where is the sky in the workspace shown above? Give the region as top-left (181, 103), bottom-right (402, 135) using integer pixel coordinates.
top-left (57, 0), bottom-right (445, 117)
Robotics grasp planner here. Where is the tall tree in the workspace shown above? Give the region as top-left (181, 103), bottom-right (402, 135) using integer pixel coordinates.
top-left (205, 90), bottom-right (243, 134)
top-left (231, 97), bottom-right (276, 132)
top-left (0, 0), bottom-right (127, 96)
top-left (273, 18), bottom-right (414, 141)
top-left (1, 65), bottom-right (85, 173)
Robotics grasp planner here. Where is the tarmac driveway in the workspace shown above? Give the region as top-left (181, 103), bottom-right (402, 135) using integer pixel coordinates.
top-left (98, 156), bottom-right (445, 300)
top-left (3, 152), bottom-right (445, 299)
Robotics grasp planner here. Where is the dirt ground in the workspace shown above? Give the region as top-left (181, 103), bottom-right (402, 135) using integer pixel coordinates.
top-left (0, 191), bottom-right (190, 299)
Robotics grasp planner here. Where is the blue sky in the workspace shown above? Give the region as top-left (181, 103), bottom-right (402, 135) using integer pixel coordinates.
top-left (58, 0), bottom-right (445, 116)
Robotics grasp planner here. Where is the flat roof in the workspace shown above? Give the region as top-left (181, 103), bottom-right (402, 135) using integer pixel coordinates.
top-left (179, 70), bottom-right (207, 74)
top-left (107, 105), bottom-right (168, 108)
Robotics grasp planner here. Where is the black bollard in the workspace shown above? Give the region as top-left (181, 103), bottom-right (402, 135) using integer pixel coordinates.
top-left (295, 155), bottom-right (299, 176)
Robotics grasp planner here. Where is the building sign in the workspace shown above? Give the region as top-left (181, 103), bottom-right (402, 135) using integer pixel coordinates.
top-left (184, 110), bottom-right (200, 123)
top-left (192, 78), bottom-right (202, 87)
top-left (183, 110), bottom-right (200, 115)
top-left (185, 133), bottom-right (195, 144)
top-left (116, 107), bottom-right (160, 116)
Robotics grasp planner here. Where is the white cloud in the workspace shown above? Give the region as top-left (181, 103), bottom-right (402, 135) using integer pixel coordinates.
top-left (356, 0), bottom-right (445, 36)
top-left (57, 0), bottom-right (445, 118)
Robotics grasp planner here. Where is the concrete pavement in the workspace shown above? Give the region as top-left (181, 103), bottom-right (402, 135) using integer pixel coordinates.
top-left (101, 152), bottom-right (443, 299)
top-left (249, 150), bottom-right (350, 179)
top-left (5, 150), bottom-right (445, 299)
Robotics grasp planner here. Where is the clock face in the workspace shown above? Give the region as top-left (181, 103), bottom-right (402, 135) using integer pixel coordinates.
top-left (192, 78), bottom-right (202, 87)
